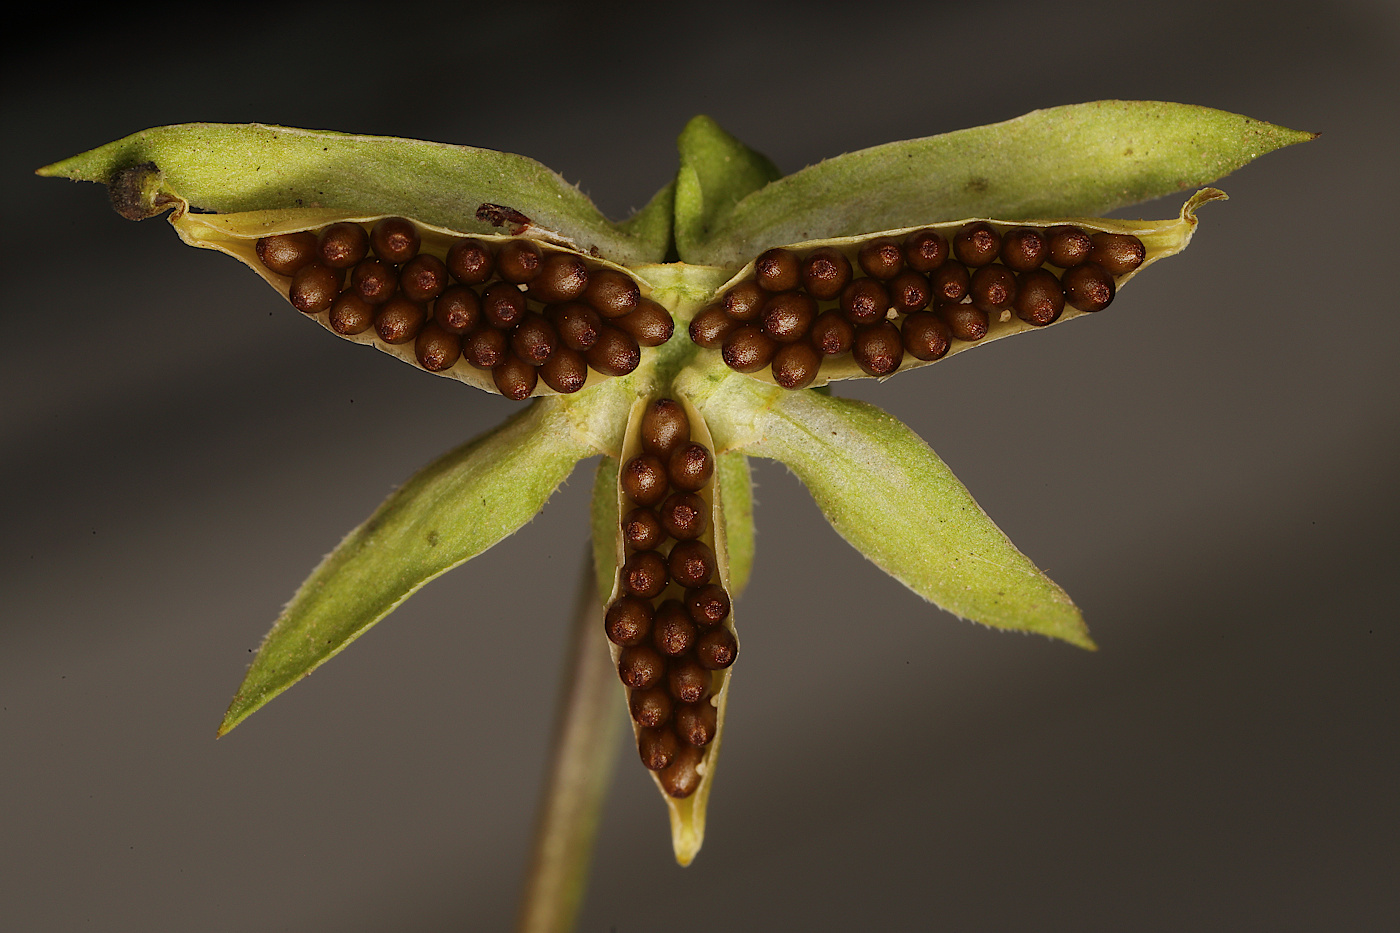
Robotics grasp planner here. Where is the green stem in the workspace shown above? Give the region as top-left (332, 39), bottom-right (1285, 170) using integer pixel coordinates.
top-left (514, 553), bottom-right (623, 933)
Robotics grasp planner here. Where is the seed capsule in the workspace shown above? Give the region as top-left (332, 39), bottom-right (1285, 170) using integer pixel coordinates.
top-left (622, 454), bottom-right (668, 507)
top-left (446, 238), bottom-right (494, 284)
top-left (659, 744), bottom-right (705, 798)
top-left (858, 237), bottom-right (905, 280)
top-left (583, 268), bottom-right (640, 318)
top-left (399, 254), bottom-right (449, 303)
top-left (953, 221), bottom-right (1001, 267)
top-left (352, 258), bottom-right (397, 305)
top-left (652, 600), bottom-right (698, 657)
top-left (433, 286), bottom-right (481, 335)
top-left (660, 492), bottom-right (709, 540)
top-left (256, 232), bottom-right (319, 276)
top-left (638, 726), bottom-right (679, 771)
top-left (939, 303), bottom-right (989, 342)
top-left (721, 325), bottom-right (778, 373)
top-left (328, 292), bottom-right (375, 335)
top-left (622, 506), bottom-right (665, 552)
top-left (695, 627), bottom-right (738, 670)
top-left (668, 443), bottom-right (714, 492)
top-left (370, 217), bottom-right (419, 264)
top-left (810, 309), bottom-right (855, 356)
top-left (689, 305), bottom-right (738, 349)
top-left (722, 281), bottom-right (766, 322)
top-left (414, 322), bottom-right (461, 371)
top-left (1013, 269), bottom-right (1065, 326)
top-left (289, 264), bottom-right (341, 313)
top-left (495, 240), bottom-right (541, 283)
top-left (538, 347), bottom-right (588, 394)
top-left (771, 341), bottom-right (821, 389)
top-left (510, 313), bottom-right (558, 367)
top-left (491, 353), bottom-right (537, 400)
top-left (755, 247), bottom-right (800, 292)
top-left (901, 311), bottom-right (951, 361)
top-left (668, 657), bottom-right (710, 704)
top-left (668, 540), bottom-right (717, 589)
top-left (619, 645), bottom-right (666, 690)
top-left (1062, 261), bottom-right (1116, 312)
top-left (318, 223), bottom-right (369, 269)
top-left (761, 291), bottom-right (817, 343)
top-left (616, 299), bottom-right (674, 347)
top-left (374, 297), bottom-right (425, 344)
top-left (686, 584), bottom-right (731, 627)
top-left (640, 399), bottom-right (690, 459)
top-left (903, 228), bottom-right (948, 273)
top-left (584, 326), bottom-right (640, 376)
top-left (887, 270), bottom-right (932, 314)
top-left (840, 278), bottom-right (890, 326)
top-left (482, 282), bottom-right (528, 329)
top-left (852, 321), bottom-right (904, 376)
top-left (463, 325), bottom-right (508, 369)
top-left (675, 700), bottom-right (717, 747)
top-left (605, 596), bottom-right (653, 647)
top-left (970, 264), bottom-right (1017, 313)
top-left (547, 302), bottom-right (602, 351)
top-left (1046, 225), bottom-right (1092, 269)
top-left (1089, 232), bottom-right (1145, 275)
top-left (629, 687), bottom-right (673, 728)
top-left (999, 227), bottom-right (1047, 272)
top-left (800, 247), bottom-right (852, 300)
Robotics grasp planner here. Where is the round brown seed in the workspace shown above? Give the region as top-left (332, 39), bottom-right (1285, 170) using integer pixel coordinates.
top-left (434, 286), bottom-right (481, 335)
top-left (399, 254), bottom-right (449, 303)
top-left (622, 506), bottom-right (665, 552)
top-left (256, 232), bottom-right (319, 276)
top-left (319, 223), bottom-right (369, 269)
top-left (675, 700), bottom-right (717, 747)
top-left (584, 326), bottom-right (640, 376)
top-left (546, 301), bottom-right (602, 351)
top-left (721, 325), bottom-right (778, 373)
top-left (652, 599), bottom-right (697, 657)
top-left (660, 492), bottom-right (709, 541)
top-left (463, 325), bottom-right (508, 369)
top-left (621, 550), bottom-right (669, 599)
top-left (810, 309), bottom-right (855, 356)
top-left (328, 292), bottom-right (375, 335)
top-left (970, 264), bottom-right (1017, 313)
top-left (858, 237), bottom-right (905, 280)
top-left (374, 297), bottom-right (425, 344)
top-left (722, 281), bottom-right (766, 322)
top-left (999, 227), bottom-right (1047, 273)
top-left (615, 299), bottom-right (674, 347)
top-left (839, 278), bottom-right (890, 326)
top-left (668, 658), bottom-right (710, 704)
top-left (659, 744), bottom-right (705, 798)
top-left (538, 347), bottom-right (588, 394)
top-left (582, 268), bottom-right (640, 318)
top-left (755, 248), bottom-right (800, 292)
top-left (619, 645), bottom-right (666, 690)
top-left (526, 252), bottom-right (589, 304)
top-left (370, 217), bottom-right (419, 264)
top-left (939, 303), bottom-right (989, 342)
top-left (491, 353), bottom-right (538, 400)
top-left (1062, 261), bottom-right (1116, 312)
top-left (352, 258), bottom-right (397, 305)
top-left (761, 291), bottom-right (818, 343)
top-left (641, 399), bottom-right (690, 460)
top-left (638, 726), bottom-right (679, 771)
top-left (901, 311), bottom-right (951, 361)
top-left (887, 270), bottom-right (932, 315)
top-left (929, 262), bottom-right (971, 304)
top-left (668, 540), bottom-right (717, 589)
top-left (668, 443), bottom-right (714, 493)
top-left (1089, 232), bottom-right (1145, 276)
top-left (686, 583), bottom-right (731, 627)
top-left (800, 247), bottom-right (852, 300)
top-left (604, 596), bottom-right (653, 647)
top-left (414, 322), bottom-right (461, 371)
top-left (289, 264), bottom-right (341, 313)
top-left (771, 341), bottom-right (821, 390)
top-left (496, 240), bottom-right (542, 283)
top-left (689, 305), bottom-right (738, 349)
top-left (482, 282), bottom-right (528, 329)
top-left (852, 321), bottom-right (904, 376)
top-left (904, 229), bottom-right (949, 273)
top-left (1013, 269), bottom-right (1065, 326)
top-left (953, 222), bottom-right (1001, 267)
top-left (446, 238), bottom-right (494, 284)
top-left (1046, 225), bottom-right (1092, 269)
top-left (510, 313), bottom-right (558, 367)
top-left (695, 626), bottom-right (738, 670)
top-left (629, 687), bottom-right (673, 728)
top-left (622, 454), bottom-right (668, 507)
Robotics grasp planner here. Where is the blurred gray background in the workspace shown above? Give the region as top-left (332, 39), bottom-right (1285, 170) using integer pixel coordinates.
top-left (4, 1), bottom-right (1396, 930)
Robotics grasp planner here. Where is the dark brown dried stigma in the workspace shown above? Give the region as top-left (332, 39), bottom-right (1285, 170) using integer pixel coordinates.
top-left (616, 299), bottom-right (674, 347)
top-left (901, 311), bottom-right (951, 361)
top-left (852, 321), bottom-right (904, 377)
top-left (374, 297), bottom-right (425, 344)
top-left (256, 232), bottom-right (319, 276)
top-left (289, 264), bottom-right (341, 313)
top-left (621, 550), bottom-right (669, 599)
top-left (660, 492), bottom-right (709, 540)
top-left (640, 398), bottom-right (690, 459)
top-left (800, 247), bottom-right (852, 300)
top-left (352, 259), bottom-right (398, 305)
top-left (527, 253), bottom-right (589, 303)
top-left (675, 701), bottom-right (717, 747)
top-left (619, 645), bottom-right (666, 690)
top-left (686, 583), bottom-right (731, 627)
top-left (446, 238), bottom-right (494, 284)
top-left (399, 254), bottom-right (448, 303)
top-left (584, 326), bottom-right (640, 377)
top-left (370, 217), bottom-right (419, 264)
top-left (622, 454), bottom-right (669, 507)
top-left (414, 322), bottom-right (461, 371)
top-left (622, 506), bottom-right (665, 552)
top-left (1089, 232), bottom-right (1145, 276)
top-left (629, 687), bottom-right (673, 728)
top-left (755, 248), bottom-right (800, 292)
top-left (858, 237), bottom-right (905, 280)
top-left (538, 348), bottom-right (588, 394)
top-left (1013, 269), bottom-right (1065, 326)
top-left (319, 223), bottom-right (369, 269)
top-left (695, 626), bottom-right (738, 670)
top-left (771, 341), bottom-right (821, 390)
top-left (668, 442), bottom-right (714, 492)
top-left (659, 744), bottom-right (705, 798)
top-left (583, 268), bottom-right (640, 318)
top-left (953, 221), bottom-right (1001, 267)
top-left (1062, 262), bottom-right (1116, 312)
top-left (605, 596), bottom-right (653, 647)
top-left (434, 286), bottom-right (481, 335)
top-left (638, 726), bottom-right (679, 771)
top-left (668, 539), bottom-right (717, 589)
top-left (496, 240), bottom-right (542, 283)
top-left (492, 353), bottom-right (538, 400)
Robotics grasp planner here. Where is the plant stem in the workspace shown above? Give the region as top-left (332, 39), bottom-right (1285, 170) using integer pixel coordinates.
top-left (514, 553), bottom-right (623, 933)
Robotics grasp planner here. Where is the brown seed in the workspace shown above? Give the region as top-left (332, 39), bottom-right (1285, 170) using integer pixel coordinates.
top-left (526, 252), bottom-right (589, 303)
top-left (1046, 225), bottom-right (1092, 269)
top-left (546, 301), bottom-right (603, 351)
top-left (721, 325), bottom-right (778, 373)
top-left (929, 262), bottom-right (971, 304)
top-left (582, 268), bottom-right (640, 318)
top-left (901, 311), bottom-right (951, 361)
top-left (810, 309), bottom-right (855, 356)
top-left (1089, 232), bottom-right (1145, 275)
top-left (491, 353), bottom-right (538, 400)
top-left (462, 325), bottom-right (508, 369)
top-left (615, 299), bottom-right (674, 347)
top-left (446, 238), bottom-right (494, 284)
top-left (255, 232), bottom-right (319, 276)
top-left (686, 583), bottom-right (731, 627)
top-left (621, 550), bottom-right (669, 599)
top-left (675, 700), bottom-right (718, 747)
top-left (771, 341), bottom-right (821, 390)
top-left (638, 725), bottom-right (679, 771)
top-left (538, 347), bottom-right (588, 394)
top-left (605, 596), bottom-right (653, 647)
top-left (622, 506), bottom-right (665, 552)
top-left (434, 286), bottom-right (481, 334)
top-left (852, 321), bottom-right (904, 376)
top-left (414, 322), bottom-right (461, 371)
top-left (668, 442), bottom-right (714, 492)
top-left (668, 657), bottom-right (710, 704)
top-left (721, 281), bottom-right (766, 322)
top-left (328, 292), bottom-right (375, 335)
top-left (584, 326), bottom-right (640, 376)
top-left (660, 492), bottom-right (709, 541)
top-left (761, 291), bottom-right (818, 343)
top-left (652, 599), bottom-right (698, 657)
top-left (629, 687), bottom-right (673, 728)
top-left (755, 248), bottom-right (800, 292)
top-left (1014, 269), bottom-right (1066, 326)
top-left (1062, 262), bottom-right (1116, 312)
top-left (482, 282), bottom-right (528, 329)
top-left (622, 454), bottom-right (668, 507)
top-left (668, 540), bottom-right (717, 589)
top-left (619, 645), bottom-right (666, 691)
top-left (374, 297), bottom-right (425, 344)
top-left (496, 239), bottom-right (542, 283)
top-left (970, 264), bottom-right (1017, 313)
top-left (999, 227), bottom-right (1047, 273)
top-left (953, 221), bottom-right (1001, 267)
top-left (939, 303), bottom-right (989, 342)
top-left (659, 744), bottom-right (705, 798)
top-left (887, 270), bottom-right (932, 315)
top-left (640, 399), bottom-right (690, 460)
top-left (689, 305), bottom-right (738, 349)
top-left (510, 313), bottom-right (558, 366)
top-left (858, 237), bottom-right (905, 280)
top-left (399, 254), bottom-right (449, 303)
top-left (370, 217), bottom-right (419, 264)
top-left (800, 247), bottom-right (852, 300)
top-left (352, 258), bottom-right (398, 305)
top-left (318, 223), bottom-right (369, 269)
top-left (839, 278), bottom-right (890, 326)
top-left (695, 626), bottom-right (738, 670)
top-left (904, 228), bottom-right (949, 273)
top-left (288, 264), bottom-right (341, 313)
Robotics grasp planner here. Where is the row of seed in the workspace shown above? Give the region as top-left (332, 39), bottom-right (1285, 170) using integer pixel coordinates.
top-left (690, 223), bottom-right (1146, 388)
top-left (605, 399), bottom-right (738, 798)
top-left (254, 218), bottom-right (671, 399)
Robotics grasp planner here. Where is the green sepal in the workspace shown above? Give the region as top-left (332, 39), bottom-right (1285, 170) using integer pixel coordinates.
top-left (38, 123), bottom-right (670, 265)
top-left (686, 101), bottom-right (1314, 267)
top-left (744, 390), bottom-right (1093, 649)
top-left (674, 115), bottom-right (782, 264)
top-left (218, 399), bottom-right (597, 736)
